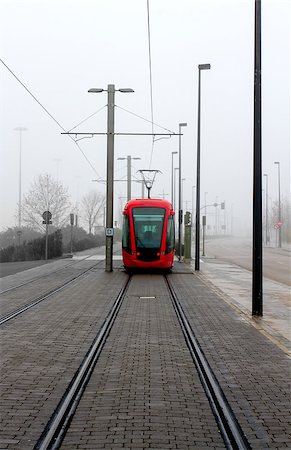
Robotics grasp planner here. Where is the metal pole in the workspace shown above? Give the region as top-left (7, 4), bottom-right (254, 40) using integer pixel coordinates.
top-left (105, 84), bottom-right (115, 272)
top-left (18, 131), bottom-right (22, 229)
top-left (171, 151), bottom-right (177, 205)
top-left (252, 0), bottom-right (263, 315)
top-left (178, 129), bottom-right (182, 261)
top-left (174, 167), bottom-right (179, 235)
top-left (14, 127), bottom-right (27, 230)
top-left (178, 124), bottom-right (187, 260)
top-left (127, 155), bottom-right (131, 201)
top-left (195, 69), bottom-right (201, 271)
top-left (45, 223), bottom-right (49, 261)
top-left (202, 215), bottom-right (206, 256)
top-left (275, 162), bottom-right (281, 247)
top-left (194, 64), bottom-right (210, 270)
top-left (70, 224), bottom-right (73, 253)
top-left (264, 174), bottom-right (268, 245)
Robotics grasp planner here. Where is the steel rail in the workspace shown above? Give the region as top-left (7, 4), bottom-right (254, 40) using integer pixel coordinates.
top-left (165, 275), bottom-right (251, 450)
top-left (0, 262), bottom-right (100, 326)
top-left (34, 275), bottom-right (132, 450)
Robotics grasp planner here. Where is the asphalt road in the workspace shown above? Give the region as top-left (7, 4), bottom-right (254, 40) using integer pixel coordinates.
top-left (200, 237), bottom-right (291, 286)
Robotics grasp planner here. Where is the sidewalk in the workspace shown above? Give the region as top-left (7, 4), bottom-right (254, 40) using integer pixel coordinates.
top-left (190, 257), bottom-right (291, 355)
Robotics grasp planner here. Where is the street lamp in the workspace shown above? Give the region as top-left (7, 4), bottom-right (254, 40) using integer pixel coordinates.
top-left (263, 173), bottom-right (269, 245)
top-left (171, 151), bottom-right (178, 205)
top-left (274, 161), bottom-right (281, 247)
top-left (88, 85), bottom-right (134, 272)
top-left (195, 63), bottom-right (211, 271)
top-left (178, 122), bottom-right (187, 261)
top-left (117, 155), bottom-right (141, 201)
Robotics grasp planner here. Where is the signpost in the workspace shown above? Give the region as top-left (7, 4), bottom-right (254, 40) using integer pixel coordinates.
top-left (42, 210), bottom-right (52, 261)
top-left (70, 214), bottom-right (74, 254)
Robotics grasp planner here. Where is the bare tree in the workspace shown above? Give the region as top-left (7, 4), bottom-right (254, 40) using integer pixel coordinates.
top-left (81, 190), bottom-right (105, 234)
top-left (22, 174), bottom-right (72, 231)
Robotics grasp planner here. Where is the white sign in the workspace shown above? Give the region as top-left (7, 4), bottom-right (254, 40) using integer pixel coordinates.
top-left (105, 227), bottom-right (114, 237)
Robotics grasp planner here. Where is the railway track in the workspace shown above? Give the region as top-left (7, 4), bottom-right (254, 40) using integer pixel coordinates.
top-left (0, 261), bottom-right (101, 325)
top-left (0, 249), bottom-right (122, 324)
top-left (34, 273), bottom-right (251, 450)
top-left (0, 253), bottom-right (98, 295)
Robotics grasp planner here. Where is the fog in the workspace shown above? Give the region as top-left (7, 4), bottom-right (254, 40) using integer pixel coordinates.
top-left (0, 0), bottom-right (290, 236)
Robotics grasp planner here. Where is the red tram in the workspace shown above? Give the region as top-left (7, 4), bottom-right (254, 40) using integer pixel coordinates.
top-left (122, 198), bottom-right (175, 270)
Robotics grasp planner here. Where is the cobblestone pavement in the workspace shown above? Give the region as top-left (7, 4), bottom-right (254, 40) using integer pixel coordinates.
top-left (0, 269), bottom-right (127, 449)
top-left (171, 272), bottom-right (291, 449)
top-left (193, 258), bottom-right (291, 354)
top-left (60, 274), bottom-right (225, 450)
top-left (0, 255), bottom-right (290, 449)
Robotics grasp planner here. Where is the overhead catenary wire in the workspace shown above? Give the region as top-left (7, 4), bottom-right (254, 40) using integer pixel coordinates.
top-left (0, 59), bottom-right (102, 180)
top-left (68, 105), bottom-right (107, 132)
top-left (115, 105), bottom-right (175, 134)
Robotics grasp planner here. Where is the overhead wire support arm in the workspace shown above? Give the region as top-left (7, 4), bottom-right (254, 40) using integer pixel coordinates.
top-left (61, 132), bottom-right (182, 136)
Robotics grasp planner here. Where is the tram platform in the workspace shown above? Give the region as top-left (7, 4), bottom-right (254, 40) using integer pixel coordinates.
top-left (0, 250), bottom-right (290, 449)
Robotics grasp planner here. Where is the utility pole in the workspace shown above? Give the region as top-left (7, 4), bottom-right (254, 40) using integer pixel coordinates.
top-left (118, 155), bottom-right (141, 201)
top-left (88, 85), bottom-right (134, 272)
top-left (105, 85), bottom-right (115, 272)
top-left (178, 123), bottom-right (187, 261)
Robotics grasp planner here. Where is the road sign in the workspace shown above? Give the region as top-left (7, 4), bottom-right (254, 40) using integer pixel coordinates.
top-left (105, 227), bottom-right (114, 237)
top-left (274, 222), bottom-right (283, 229)
top-left (42, 211), bottom-right (52, 224)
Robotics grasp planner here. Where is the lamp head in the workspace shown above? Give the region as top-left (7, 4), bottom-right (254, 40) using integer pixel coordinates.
top-left (118, 88), bottom-right (134, 93)
top-left (88, 88), bottom-right (104, 93)
top-left (198, 64), bottom-right (211, 70)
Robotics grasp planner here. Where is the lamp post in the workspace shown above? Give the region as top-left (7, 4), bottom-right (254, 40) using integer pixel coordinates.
top-left (274, 161), bottom-right (281, 247)
top-left (178, 122), bottom-right (187, 261)
top-left (263, 173), bottom-right (269, 245)
top-left (195, 63), bottom-right (211, 271)
top-left (252, 0), bottom-right (262, 315)
top-left (171, 151), bottom-right (178, 205)
top-left (88, 85), bottom-right (134, 272)
top-left (14, 127), bottom-right (27, 234)
top-left (181, 178), bottom-right (186, 211)
top-left (117, 155), bottom-right (141, 201)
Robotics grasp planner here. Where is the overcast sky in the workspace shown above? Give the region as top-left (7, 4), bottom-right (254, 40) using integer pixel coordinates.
top-left (0, 0), bottom-right (290, 234)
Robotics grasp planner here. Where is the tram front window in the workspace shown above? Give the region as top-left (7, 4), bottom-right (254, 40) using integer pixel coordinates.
top-left (132, 207), bottom-right (165, 249)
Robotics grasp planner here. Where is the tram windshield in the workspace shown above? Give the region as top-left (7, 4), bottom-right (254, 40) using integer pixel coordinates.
top-left (132, 207), bottom-right (165, 249)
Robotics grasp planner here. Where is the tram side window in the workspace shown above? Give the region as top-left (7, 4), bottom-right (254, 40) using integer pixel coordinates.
top-left (122, 215), bottom-right (131, 253)
top-left (166, 215), bottom-right (175, 253)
